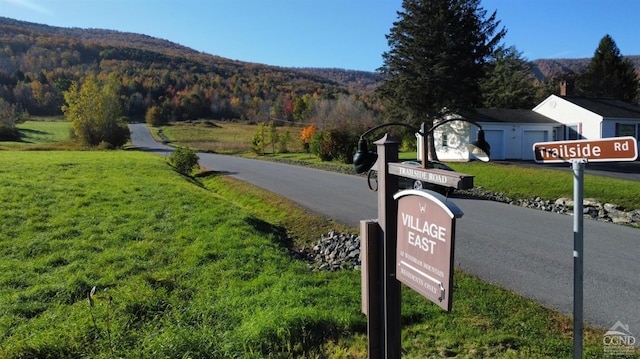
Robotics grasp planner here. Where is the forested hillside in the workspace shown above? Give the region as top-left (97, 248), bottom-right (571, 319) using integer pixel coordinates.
top-left (1, 16), bottom-right (638, 121)
top-left (532, 56), bottom-right (640, 82)
top-left (0, 17), bottom-right (381, 122)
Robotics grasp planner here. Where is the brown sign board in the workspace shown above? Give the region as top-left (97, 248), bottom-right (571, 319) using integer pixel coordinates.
top-left (533, 137), bottom-right (638, 163)
top-left (394, 189), bottom-right (463, 311)
top-left (388, 163), bottom-right (474, 190)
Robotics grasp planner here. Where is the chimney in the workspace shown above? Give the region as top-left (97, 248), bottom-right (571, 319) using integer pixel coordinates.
top-left (560, 81), bottom-right (574, 96)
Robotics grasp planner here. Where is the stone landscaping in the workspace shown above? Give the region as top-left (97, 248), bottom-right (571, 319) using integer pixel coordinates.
top-left (306, 187), bottom-right (640, 271)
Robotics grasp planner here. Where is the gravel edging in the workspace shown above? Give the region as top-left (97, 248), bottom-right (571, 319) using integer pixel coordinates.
top-left (262, 157), bottom-right (640, 270)
top-left (304, 186), bottom-right (639, 271)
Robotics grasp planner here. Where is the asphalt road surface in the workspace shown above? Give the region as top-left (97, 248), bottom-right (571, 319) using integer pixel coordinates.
top-left (129, 123), bottom-right (640, 342)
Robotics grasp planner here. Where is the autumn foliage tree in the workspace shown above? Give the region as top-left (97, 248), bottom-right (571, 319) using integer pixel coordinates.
top-left (145, 106), bottom-right (168, 127)
top-left (300, 124), bottom-right (317, 153)
top-left (62, 74), bottom-right (130, 148)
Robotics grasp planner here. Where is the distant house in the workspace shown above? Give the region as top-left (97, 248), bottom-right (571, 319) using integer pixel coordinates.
top-left (432, 85), bottom-right (640, 161)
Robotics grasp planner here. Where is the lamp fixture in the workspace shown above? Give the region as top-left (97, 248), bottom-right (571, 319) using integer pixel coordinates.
top-left (353, 118), bottom-right (490, 174)
top-left (466, 129), bottom-right (491, 162)
top-left (353, 138), bottom-right (379, 174)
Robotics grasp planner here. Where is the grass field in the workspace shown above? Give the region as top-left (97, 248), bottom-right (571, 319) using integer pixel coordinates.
top-left (1, 120), bottom-right (638, 357)
top-left (155, 120), bottom-right (306, 154)
top-left (0, 150), bottom-right (632, 358)
top-left (0, 119), bottom-right (73, 150)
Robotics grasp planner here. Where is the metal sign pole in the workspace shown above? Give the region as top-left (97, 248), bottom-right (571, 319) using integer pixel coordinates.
top-left (572, 159), bottom-right (586, 359)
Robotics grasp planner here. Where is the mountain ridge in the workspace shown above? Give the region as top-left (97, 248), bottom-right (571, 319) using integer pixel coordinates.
top-left (3, 16), bottom-right (637, 87)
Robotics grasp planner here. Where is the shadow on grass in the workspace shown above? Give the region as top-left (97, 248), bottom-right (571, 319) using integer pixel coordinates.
top-left (195, 170), bottom-right (238, 177)
top-left (16, 128), bottom-right (50, 143)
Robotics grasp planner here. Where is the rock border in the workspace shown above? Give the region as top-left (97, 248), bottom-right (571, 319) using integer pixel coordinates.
top-left (306, 188), bottom-right (639, 271)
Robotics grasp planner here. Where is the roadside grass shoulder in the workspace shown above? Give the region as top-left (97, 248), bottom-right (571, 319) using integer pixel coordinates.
top-left (449, 162), bottom-right (640, 211)
top-left (153, 120), bottom-right (640, 211)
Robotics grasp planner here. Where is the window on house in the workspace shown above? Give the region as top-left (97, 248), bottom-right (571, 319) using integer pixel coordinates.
top-left (616, 123), bottom-right (637, 139)
top-left (442, 134), bottom-right (448, 147)
top-left (566, 125), bottom-right (580, 140)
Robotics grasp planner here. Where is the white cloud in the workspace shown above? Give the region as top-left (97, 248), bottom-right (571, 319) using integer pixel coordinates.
top-left (1, 0), bottom-right (54, 15)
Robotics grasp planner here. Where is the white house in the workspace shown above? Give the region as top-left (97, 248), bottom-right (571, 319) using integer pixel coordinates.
top-left (433, 109), bottom-right (558, 161)
top-left (533, 95), bottom-right (640, 141)
top-left (432, 89), bottom-right (640, 161)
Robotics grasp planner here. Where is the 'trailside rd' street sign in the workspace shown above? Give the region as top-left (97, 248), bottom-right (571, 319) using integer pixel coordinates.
top-left (387, 162), bottom-right (475, 190)
top-left (394, 189), bottom-right (463, 311)
top-left (533, 137), bottom-right (638, 163)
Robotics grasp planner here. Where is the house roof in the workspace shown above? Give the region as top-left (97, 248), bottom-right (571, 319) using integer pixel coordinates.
top-left (460, 108), bottom-right (557, 124)
top-left (559, 97), bottom-right (640, 119)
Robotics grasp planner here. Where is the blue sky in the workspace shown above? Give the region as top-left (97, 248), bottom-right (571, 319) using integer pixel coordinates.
top-left (1, 0), bottom-right (638, 71)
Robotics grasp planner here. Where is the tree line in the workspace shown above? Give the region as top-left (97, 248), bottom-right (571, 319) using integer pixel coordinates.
top-left (1, 6), bottom-right (638, 160)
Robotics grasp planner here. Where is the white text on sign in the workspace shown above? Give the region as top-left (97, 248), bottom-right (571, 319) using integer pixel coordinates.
top-left (533, 137), bottom-right (638, 163)
top-left (401, 212), bottom-right (446, 254)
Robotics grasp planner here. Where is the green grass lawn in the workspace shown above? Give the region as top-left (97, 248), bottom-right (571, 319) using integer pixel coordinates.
top-left (0, 151), bottom-right (363, 358)
top-left (155, 120), bottom-right (305, 154)
top-left (0, 150), bottom-right (633, 358)
top-left (1, 120), bottom-right (637, 357)
top-left (0, 119), bottom-right (73, 150)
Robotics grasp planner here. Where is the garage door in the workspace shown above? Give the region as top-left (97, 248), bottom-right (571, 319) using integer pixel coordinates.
top-left (523, 130), bottom-right (548, 160)
top-left (484, 130), bottom-right (504, 160)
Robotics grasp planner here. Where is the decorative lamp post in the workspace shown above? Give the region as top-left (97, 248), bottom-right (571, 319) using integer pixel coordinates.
top-left (354, 118), bottom-right (490, 359)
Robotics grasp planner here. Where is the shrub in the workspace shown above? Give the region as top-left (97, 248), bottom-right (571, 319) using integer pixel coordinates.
top-left (309, 131), bottom-right (333, 161)
top-left (145, 106), bottom-right (168, 127)
top-left (250, 122), bottom-right (265, 155)
top-left (169, 147), bottom-right (199, 175)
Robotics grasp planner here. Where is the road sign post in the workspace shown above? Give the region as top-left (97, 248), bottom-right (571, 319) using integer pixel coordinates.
top-left (572, 159), bottom-right (585, 359)
top-left (532, 137), bottom-right (638, 359)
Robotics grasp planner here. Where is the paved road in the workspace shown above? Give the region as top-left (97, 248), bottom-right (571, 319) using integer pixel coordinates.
top-left (129, 123), bottom-right (640, 341)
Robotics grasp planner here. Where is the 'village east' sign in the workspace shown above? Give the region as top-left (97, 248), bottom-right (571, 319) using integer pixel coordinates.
top-left (394, 189), bottom-right (463, 311)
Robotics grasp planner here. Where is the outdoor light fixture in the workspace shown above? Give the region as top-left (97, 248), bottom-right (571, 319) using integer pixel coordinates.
top-left (466, 129), bottom-right (491, 162)
top-left (353, 138), bottom-right (379, 174)
top-left (353, 119), bottom-right (491, 174)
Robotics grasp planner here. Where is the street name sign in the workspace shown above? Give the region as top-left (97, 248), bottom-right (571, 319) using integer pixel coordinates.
top-left (394, 189), bottom-right (463, 311)
top-left (387, 162), bottom-right (474, 190)
top-left (533, 137), bottom-right (638, 163)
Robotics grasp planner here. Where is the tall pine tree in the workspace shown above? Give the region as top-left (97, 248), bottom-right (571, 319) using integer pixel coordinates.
top-left (480, 46), bottom-right (538, 109)
top-left (377, 0), bottom-right (505, 159)
top-left (580, 35), bottom-right (639, 103)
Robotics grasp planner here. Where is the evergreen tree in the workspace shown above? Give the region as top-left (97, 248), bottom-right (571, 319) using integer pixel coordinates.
top-left (377, 0), bottom-right (505, 159)
top-left (580, 35), bottom-right (639, 103)
top-left (480, 46), bottom-right (538, 109)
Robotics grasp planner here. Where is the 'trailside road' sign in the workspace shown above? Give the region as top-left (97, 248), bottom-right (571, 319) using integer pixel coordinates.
top-left (387, 163), bottom-right (474, 190)
top-left (533, 137), bottom-right (638, 163)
